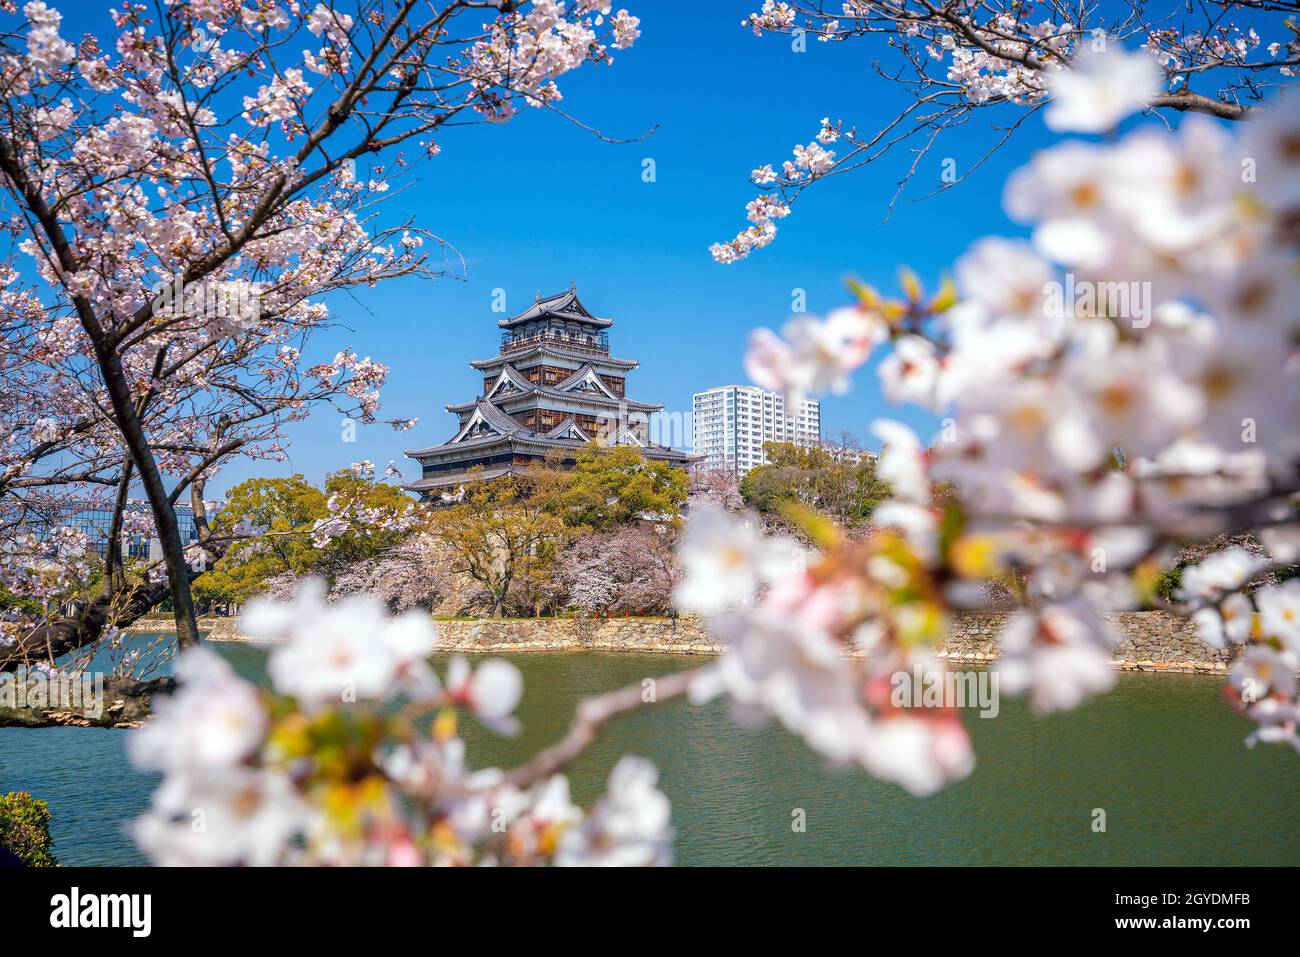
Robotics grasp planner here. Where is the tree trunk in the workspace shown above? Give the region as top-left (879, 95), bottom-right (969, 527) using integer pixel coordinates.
top-left (0, 133), bottom-right (201, 647)
top-left (490, 570), bottom-right (513, 618)
top-left (103, 458), bottom-right (134, 597)
top-left (92, 348), bottom-right (201, 648)
top-left (1, 582), bottom-right (167, 674)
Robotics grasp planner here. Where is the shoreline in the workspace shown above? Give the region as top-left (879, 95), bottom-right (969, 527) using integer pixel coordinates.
top-left (124, 611), bottom-right (1233, 675)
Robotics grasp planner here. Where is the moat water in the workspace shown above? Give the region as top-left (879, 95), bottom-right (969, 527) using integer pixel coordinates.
top-left (2, 639), bottom-right (1298, 866)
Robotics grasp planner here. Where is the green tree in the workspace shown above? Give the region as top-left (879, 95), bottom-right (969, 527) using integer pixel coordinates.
top-left (196, 472), bottom-right (419, 606)
top-left (541, 443), bottom-right (689, 529)
top-left (316, 470), bottom-right (417, 569)
top-left (431, 471), bottom-right (569, 618)
top-left (740, 442), bottom-right (891, 529)
top-left (195, 475), bottom-right (328, 606)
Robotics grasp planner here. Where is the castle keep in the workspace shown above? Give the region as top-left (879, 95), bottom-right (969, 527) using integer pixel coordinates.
top-left (404, 285), bottom-right (696, 499)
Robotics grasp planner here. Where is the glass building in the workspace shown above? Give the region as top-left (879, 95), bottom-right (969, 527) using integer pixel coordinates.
top-left (55, 500), bottom-right (203, 560)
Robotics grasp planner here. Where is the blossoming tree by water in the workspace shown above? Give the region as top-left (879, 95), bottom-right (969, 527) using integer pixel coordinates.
top-left (0, 0), bottom-right (641, 686)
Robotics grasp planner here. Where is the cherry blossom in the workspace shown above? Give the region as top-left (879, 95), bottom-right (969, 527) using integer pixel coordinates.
top-left (243, 579), bottom-right (440, 707)
top-left (1192, 592), bottom-right (1257, 649)
top-left (688, 49), bottom-right (1300, 782)
top-left (134, 767), bottom-right (308, 867)
top-left (744, 307), bottom-right (887, 406)
top-left (555, 757), bottom-right (673, 866)
top-left (715, 2), bottom-right (1295, 259)
top-left (691, 597), bottom-right (876, 768)
top-left (1243, 698), bottom-right (1300, 752)
top-left (1177, 549), bottom-right (1268, 604)
top-left (1229, 644), bottom-right (1298, 700)
top-left (673, 506), bottom-right (802, 614)
top-left (0, 0), bottom-right (642, 662)
top-left (1044, 45), bottom-right (1161, 132)
top-left (128, 583), bottom-right (672, 867)
top-left (860, 713), bottom-right (974, 798)
top-left (870, 420), bottom-right (929, 504)
top-left (1256, 581), bottom-right (1300, 652)
top-left (11, 2), bottom-right (1299, 864)
top-left (445, 656), bottom-right (524, 736)
top-left (878, 335), bottom-right (944, 410)
top-left (1240, 86), bottom-right (1300, 210)
top-left (129, 646), bottom-right (266, 773)
top-left (996, 601), bottom-right (1116, 714)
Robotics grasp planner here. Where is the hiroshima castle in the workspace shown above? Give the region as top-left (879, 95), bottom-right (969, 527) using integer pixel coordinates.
top-left (404, 285), bottom-right (697, 499)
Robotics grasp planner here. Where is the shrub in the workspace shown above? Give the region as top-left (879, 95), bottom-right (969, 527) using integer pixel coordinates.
top-left (0, 792), bottom-right (57, 867)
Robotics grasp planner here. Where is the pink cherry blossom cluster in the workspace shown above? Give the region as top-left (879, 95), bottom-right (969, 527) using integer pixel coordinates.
top-left (465, 1), bottom-right (639, 121)
top-left (709, 124), bottom-right (837, 264)
top-left (681, 48), bottom-right (1300, 792)
top-left (308, 478), bottom-right (420, 549)
top-left (0, 0), bottom-right (641, 668)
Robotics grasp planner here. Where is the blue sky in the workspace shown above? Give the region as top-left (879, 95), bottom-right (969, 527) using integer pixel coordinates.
top-left (63, 1), bottom-right (1066, 496)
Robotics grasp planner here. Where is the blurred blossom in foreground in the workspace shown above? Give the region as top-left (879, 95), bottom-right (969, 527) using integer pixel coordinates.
top-left (696, 64), bottom-right (1300, 784)
top-left (128, 585), bottom-right (671, 866)
top-left (1044, 45), bottom-right (1161, 133)
top-left (674, 506), bottom-right (803, 614)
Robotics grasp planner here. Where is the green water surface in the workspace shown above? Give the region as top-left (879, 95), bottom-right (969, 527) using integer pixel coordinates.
top-left (1, 640), bottom-right (1296, 866)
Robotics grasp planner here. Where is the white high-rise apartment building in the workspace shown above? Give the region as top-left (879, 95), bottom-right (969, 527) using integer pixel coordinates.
top-left (692, 385), bottom-right (821, 475)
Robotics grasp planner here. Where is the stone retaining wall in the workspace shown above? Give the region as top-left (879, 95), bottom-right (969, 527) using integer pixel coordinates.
top-left (935, 611), bottom-right (1228, 674)
top-left (435, 616), bottom-right (720, 655)
top-left (180, 609), bottom-right (1229, 674)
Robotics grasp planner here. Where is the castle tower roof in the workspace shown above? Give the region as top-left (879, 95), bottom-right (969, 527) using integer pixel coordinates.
top-left (498, 284), bottom-right (612, 330)
top-left (404, 284), bottom-right (698, 497)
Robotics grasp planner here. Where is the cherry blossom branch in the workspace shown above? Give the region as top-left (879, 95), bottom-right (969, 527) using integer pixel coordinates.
top-left (502, 668), bottom-right (704, 788)
top-left (715, 0), bottom-right (1297, 258)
